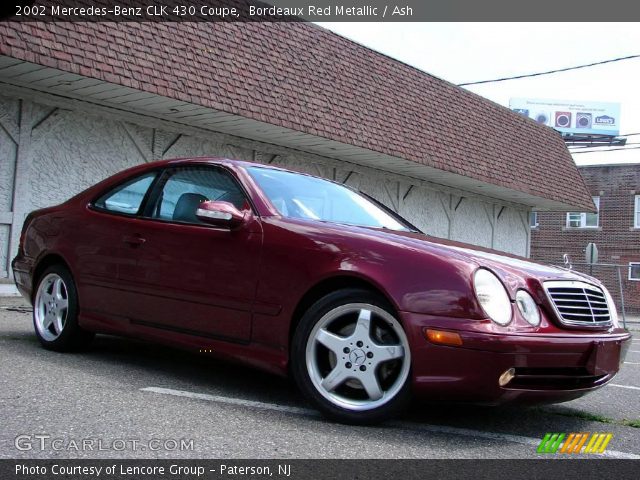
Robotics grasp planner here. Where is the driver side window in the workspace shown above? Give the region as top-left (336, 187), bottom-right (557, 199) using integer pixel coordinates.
top-left (150, 167), bottom-right (247, 224)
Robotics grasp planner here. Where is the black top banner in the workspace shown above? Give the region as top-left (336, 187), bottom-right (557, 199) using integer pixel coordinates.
top-left (2, 0), bottom-right (640, 21)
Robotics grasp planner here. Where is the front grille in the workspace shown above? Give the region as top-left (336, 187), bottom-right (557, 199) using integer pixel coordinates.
top-left (544, 281), bottom-right (612, 328)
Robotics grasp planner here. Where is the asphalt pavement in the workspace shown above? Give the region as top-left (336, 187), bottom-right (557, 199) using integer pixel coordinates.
top-left (1, 297), bottom-right (638, 459)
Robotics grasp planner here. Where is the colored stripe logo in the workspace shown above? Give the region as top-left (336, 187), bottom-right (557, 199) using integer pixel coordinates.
top-left (537, 433), bottom-right (613, 454)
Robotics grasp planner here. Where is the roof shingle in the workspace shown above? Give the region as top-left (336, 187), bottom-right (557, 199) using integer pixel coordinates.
top-left (0, 20), bottom-right (594, 209)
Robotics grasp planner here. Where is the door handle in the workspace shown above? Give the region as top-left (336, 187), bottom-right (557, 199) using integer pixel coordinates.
top-left (123, 235), bottom-right (146, 246)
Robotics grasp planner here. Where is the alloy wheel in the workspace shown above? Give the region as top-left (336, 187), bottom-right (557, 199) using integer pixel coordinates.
top-left (34, 273), bottom-right (69, 341)
top-left (305, 303), bottom-right (411, 411)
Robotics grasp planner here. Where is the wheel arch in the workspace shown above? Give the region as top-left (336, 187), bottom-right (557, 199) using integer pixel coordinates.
top-left (32, 253), bottom-right (72, 300)
top-left (288, 274), bottom-right (400, 347)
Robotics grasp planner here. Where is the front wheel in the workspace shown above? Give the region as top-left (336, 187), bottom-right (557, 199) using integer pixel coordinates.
top-left (33, 265), bottom-right (94, 351)
top-left (292, 289), bottom-right (412, 424)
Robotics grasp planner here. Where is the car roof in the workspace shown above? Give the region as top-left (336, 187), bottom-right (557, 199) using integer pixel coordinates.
top-left (146, 156), bottom-right (298, 174)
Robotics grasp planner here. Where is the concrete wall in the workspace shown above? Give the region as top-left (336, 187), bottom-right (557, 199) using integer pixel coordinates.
top-left (0, 93), bottom-right (531, 278)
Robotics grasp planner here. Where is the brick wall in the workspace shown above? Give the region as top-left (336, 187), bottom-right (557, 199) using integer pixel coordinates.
top-left (531, 164), bottom-right (640, 315)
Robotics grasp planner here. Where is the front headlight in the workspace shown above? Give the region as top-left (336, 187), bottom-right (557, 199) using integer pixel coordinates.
top-left (515, 290), bottom-right (540, 326)
top-left (601, 285), bottom-right (620, 327)
top-left (473, 269), bottom-right (512, 325)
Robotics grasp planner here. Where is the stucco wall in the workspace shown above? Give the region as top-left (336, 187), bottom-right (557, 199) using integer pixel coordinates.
top-left (0, 93), bottom-right (531, 278)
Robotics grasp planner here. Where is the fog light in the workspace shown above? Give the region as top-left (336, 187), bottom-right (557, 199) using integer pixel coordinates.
top-left (499, 367), bottom-right (516, 387)
top-left (515, 290), bottom-right (540, 327)
top-left (425, 329), bottom-right (463, 346)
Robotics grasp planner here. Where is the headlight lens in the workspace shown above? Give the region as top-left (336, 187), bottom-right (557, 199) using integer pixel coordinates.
top-left (601, 285), bottom-right (619, 327)
top-left (515, 290), bottom-right (540, 326)
top-left (473, 269), bottom-right (512, 325)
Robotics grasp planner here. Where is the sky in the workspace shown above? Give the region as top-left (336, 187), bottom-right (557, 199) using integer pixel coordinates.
top-left (317, 23), bottom-right (640, 166)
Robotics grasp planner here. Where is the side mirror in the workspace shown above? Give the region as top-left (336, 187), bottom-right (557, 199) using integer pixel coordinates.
top-left (195, 201), bottom-right (247, 228)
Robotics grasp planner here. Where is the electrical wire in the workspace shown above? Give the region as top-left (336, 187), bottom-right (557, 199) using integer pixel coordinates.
top-left (565, 133), bottom-right (640, 148)
top-left (567, 142), bottom-right (640, 152)
top-left (571, 145), bottom-right (640, 154)
top-left (566, 134), bottom-right (640, 150)
top-left (458, 54), bottom-right (640, 86)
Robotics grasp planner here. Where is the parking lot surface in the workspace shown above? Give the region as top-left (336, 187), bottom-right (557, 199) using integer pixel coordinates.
top-left (1, 297), bottom-right (638, 459)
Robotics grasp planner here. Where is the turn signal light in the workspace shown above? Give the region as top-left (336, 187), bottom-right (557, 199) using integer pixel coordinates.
top-left (425, 329), bottom-right (463, 346)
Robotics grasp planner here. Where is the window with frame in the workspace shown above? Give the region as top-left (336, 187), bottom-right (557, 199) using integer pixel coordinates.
top-left (529, 212), bottom-right (538, 228)
top-left (93, 172), bottom-right (156, 215)
top-left (247, 166), bottom-right (412, 231)
top-left (635, 195), bottom-right (640, 228)
top-left (566, 196), bottom-right (600, 228)
top-left (629, 263), bottom-right (640, 281)
top-left (150, 167), bottom-right (248, 224)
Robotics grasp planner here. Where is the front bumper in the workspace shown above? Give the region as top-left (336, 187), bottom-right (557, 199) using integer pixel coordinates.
top-left (401, 311), bottom-right (632, 405)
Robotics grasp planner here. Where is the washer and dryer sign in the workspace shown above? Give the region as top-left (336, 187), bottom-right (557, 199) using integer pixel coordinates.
top-left (555, 111), bottom-right (572, 128)
top-left (576, 112), bottom-right (593, 129)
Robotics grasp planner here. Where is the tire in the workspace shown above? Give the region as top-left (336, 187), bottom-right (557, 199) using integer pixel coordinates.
top-left (291, 288), bottom-right (412, 424)
top-left (33, 264), bottom-right (94, 351)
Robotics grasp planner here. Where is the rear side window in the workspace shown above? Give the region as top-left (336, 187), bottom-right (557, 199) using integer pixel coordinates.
top-left (94, 172), bottom-right (156, 215)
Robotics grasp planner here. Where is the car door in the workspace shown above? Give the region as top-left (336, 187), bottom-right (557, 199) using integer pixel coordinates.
top-left (75, 171), bottom-right (159, 323)
top-left (113, 165), bottom-right (262, 343)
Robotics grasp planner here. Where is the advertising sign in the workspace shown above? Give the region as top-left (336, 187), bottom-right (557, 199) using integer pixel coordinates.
top-left (509, 98), bottom-right (620, 136)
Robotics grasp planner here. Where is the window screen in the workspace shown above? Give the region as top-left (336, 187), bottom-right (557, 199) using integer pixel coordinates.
top-left (566, 196), bottom-right (600, 228)
top-left (629, 263), bottom-right (640, 281)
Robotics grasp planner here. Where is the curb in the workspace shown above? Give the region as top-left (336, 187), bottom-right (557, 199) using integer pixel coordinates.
top-left (0, 284), bottom-right (20, 297)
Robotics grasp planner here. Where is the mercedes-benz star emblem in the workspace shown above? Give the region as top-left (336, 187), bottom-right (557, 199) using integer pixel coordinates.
top-left (349, 349), bottom-right (366, 366)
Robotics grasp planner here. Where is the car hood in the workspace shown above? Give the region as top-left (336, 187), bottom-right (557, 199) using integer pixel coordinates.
top-left (364, 227), bottom-right (598, 288)
top-left (277, 217), bottom-right (601, 299)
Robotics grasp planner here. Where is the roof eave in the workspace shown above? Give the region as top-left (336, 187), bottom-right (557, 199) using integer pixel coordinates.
top-left (0, 54), bottom-right (590, 212)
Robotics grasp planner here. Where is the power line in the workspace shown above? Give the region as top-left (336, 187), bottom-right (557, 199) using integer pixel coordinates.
top-left (571, 145), bottom-right (640, 154)
top-left (458, 54), bottom-right (640, 86)
top-left (566, 134), bottom-right (640, 150)
top-left (569, 142), bottom-right (640, 149)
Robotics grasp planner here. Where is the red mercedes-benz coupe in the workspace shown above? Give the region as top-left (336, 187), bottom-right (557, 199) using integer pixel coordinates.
top-left (13, 157), bottom-right (631, 423)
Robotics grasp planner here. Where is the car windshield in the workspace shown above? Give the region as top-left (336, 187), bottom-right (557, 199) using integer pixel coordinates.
top-left (247, 167), bottom-right (412, 232)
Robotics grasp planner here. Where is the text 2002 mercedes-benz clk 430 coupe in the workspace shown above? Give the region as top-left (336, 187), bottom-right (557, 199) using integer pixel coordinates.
top-left (13, 157), bottom-right (631, 423)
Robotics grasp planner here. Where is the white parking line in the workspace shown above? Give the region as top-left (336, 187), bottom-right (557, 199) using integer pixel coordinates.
top-left (624, 362), bottom-right (640, 365)
top-left (610, 384), bottom-right (640, 391)
top-left (141, 387), bottom-right (313, 415)
top-left (141, 386), bottom-right (639, 459)
top-left (628, 350), bottom-right (640, 354)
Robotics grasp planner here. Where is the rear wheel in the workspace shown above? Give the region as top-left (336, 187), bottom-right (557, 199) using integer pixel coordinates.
top-left (33, 265), bottom-right (94, 351)
top-left (292, 288), bottom-right (411, 424)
